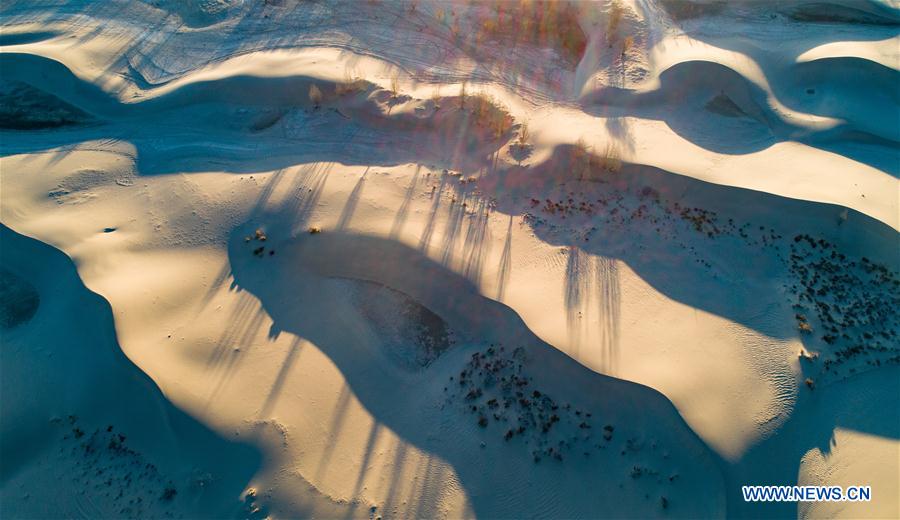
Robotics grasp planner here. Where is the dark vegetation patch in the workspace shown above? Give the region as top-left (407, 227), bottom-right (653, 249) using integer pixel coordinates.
top-left (445, 345), bottom-right (602, 462)
top-left (523, 181), bottom-right (783, 271)
top-left (0, 81), bottom-right (93, 130)
top-left (516, 171), bottom-right (897, 387)
top-left (57, 415), bottom-right (181, 519)
top-left (444, 344), bottom-right (678, 508)
top-left (0, 268), bottom-right (40, 330)
top-left (788, 235), bottom-right (900, 380)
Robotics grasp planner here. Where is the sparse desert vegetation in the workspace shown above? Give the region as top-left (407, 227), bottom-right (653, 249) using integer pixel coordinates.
top-left (3, 1), bottom-right (897, 519)
top-left (466, 92), bottom-right (514, 139)
top-left (607, 0), bottom-right (625, 45)
top-left (571, 138), bottom-right (622, 178)
top-left (335, 71), bottom-right (370, 96)
top-left (389, 70), bottom-right (401, 98)
top-left (308, 83), bottom-right (323, 108)
top-left (468, 0), bottom-right (587, 66)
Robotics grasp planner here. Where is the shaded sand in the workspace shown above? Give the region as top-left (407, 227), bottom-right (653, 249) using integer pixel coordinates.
top-left (0, 268), bottom-right (39, 329)
top-left (0, 225), bottom-right (260, 519)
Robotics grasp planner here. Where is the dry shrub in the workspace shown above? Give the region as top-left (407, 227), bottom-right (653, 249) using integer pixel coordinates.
top-left (336, 71), bottom-right (369, 96)
top-left (598, 143), bottom-right (622, 173)
top-left (308, 84), bottom-right (323, 107)
top-left (572, 138), bottom-right (621, 177)
top-left (430, 86), bottom-right (442, 109)
top-left (469, 92), bottom-right (514, 139)
top-left (389, 71), bottom-right (401, 97)
top-left (572, 138), bottom-right (594, 177)
top-left (472, 0), bottom-right (586, 67)
top-left (607, 0), bottom-right (624, 44)
top-left (517, 122), bottom-right (530, 145)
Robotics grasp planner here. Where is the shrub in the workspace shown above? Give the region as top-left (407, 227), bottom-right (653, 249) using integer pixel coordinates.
top-left (308, 84), bottom-right (323, 107)
top-left (572, 138), bottom-right (621, 177)
top-left (161, 486), bottom-right (177, 501)
top-left (336, 71), bottom-right (369, 96)
top-left (517, 122), bottom-right (530, 145)
top-left (607, 0), bottom-right (624, 44)
top-left (430, 86), bottom-right (442, 109)
top-left (389, 71), bottom-right (401, 97)
top-left (599, 143), bottom-right (622, 173)
top-left (469, 93), bottom-right (513, 139)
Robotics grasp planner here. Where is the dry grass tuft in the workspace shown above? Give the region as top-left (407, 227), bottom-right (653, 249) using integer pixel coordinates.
top-left (308, 84), bottom-right (323, 107)
top-left (517, 123), bottom-right (530, 145)
top-left (572, 138), bottom-right (622, 177)
top-left (336, 71), bottom-right (369, 96)
top-left (469, 92), bottom-right (514, 139)
top-left (430, 86), bottom-right (442, 109)
top-left (389, 71), bottom-right (401, 98)
top-left (598, 143), bottom-right (622, 173)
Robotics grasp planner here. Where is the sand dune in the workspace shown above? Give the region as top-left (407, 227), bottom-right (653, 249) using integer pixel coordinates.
top-left (0, 226), bottom-right (260, 519)
top-left (1, 0), bottom-right (898, 518)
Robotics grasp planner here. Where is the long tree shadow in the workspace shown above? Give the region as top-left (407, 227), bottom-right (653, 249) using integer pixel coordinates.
top-left (481, 145), bottom-right (899, 346)
top-left (226, 227), bottom-right (728, 518)
top-left (226, 225), bottom-right (899, 517)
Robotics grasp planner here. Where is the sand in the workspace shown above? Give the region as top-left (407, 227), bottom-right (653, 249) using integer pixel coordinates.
top-left (1, 1), bottom-right (898, 518)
